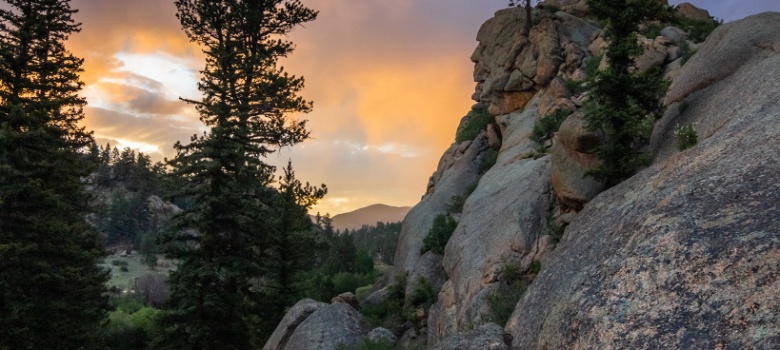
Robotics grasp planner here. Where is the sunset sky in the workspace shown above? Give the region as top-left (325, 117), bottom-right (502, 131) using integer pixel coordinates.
top-left (68, 0), bottom-right (779, 215)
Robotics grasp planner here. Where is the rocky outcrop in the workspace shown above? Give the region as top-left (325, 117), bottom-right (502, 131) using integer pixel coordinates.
top-left (434, 323), bottom-right (510, 350)
top-left (676, 2), bottom-right (711, 21)
top-left (428, 98), bottom-right (553, 344)
top-left (263, 299), bottom-right (325, 350)
top-left (471, 7), bottom-right (598, 115)
top-left (506, 12), bottom-right (780, 349)
top-left (263, 300), bottom-right (371, 350)
top-left (549, 111), bottom-right (604, 210)
top-left (404, 251), bottom-right (447, 308)
top-left (394, 131), bottom-right (491, 274)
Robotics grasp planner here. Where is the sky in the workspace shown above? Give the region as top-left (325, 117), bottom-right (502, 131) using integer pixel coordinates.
top-left (66, 0), bottom-right (779, 215)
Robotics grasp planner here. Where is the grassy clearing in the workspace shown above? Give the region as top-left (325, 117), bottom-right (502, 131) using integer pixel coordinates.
top-left (99, 254), bottom-right (174, 291)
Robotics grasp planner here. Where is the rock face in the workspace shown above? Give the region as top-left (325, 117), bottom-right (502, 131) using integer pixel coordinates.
top-left (428, 98), bottom-right (553, 344)
top-left (434, 323), bottom-right (510, 350)
top-left (676, 2), bottom-right (711, 21)
top-left (506, 12), bottom-right (780, 349)
top-left (471, 7), bottom-right (598, 115)
top-left (263, 299), bottom-right (325, 350)
top-left (263, 300), bottom-right (371, 350)
top-left (394, 132), bottom-right (491, 274)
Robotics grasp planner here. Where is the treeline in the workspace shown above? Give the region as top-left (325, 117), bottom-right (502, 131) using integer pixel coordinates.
top-left (341, 221), bottom-right (402, 265)
top-left (88, 143), bottom-right (172, 252)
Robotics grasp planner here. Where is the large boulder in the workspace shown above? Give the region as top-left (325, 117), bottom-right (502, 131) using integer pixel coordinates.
top-left (279, 302), bottom-right (371, 350)
top-left (404, 251), bottom-right (447, 308)
top-left (429, 98), bottom-right (553, 344)
top-left (665, 12), bottom-right (780, 105)
top-left (676, 2), bottom-right (711, 21)
top-left (434, 323), bottom-right (511, 350)
top-left (550, 111), bottom-right (604, 210)
top-left (507, 13), bottom-right (780, 349)
top-left (263, 299), bottom-right (326, 350)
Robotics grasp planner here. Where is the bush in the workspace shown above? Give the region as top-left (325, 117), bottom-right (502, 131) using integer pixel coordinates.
top-left (584, 54), bottom-right (603, 78)
top-left (479, 149), bottom-right (498, 174)
top-left (531, 108), bottom-right (571, 145)
top-left (332, 272), bottom-right (375, 296)
top-left (456, 105), bottom-right (495, 143)
top-left (355, 284), bottom-right (374, 302)
top-left (679, 17), bottom-right (719, 43)
top-left (545, 216), bottom-right (566, 244)
top-left (447, 195), bottom-right (466, 214)
top-left (420, 214), bottom-right (458, 255)
top-left (644, 24), bottom-right (663, 39)
top-left (678, 39), bottom-right (695, 64)
top-left (674, 123), bottom-right (698, 150)
top-left (410, 277), bottom-right (437, 309)
top-left (102, 305), bottom-right (161, 350)
top-left (362, 273), bottom-right (407, 332)
top-left (528, 260), bottom-right (542, 275)
top-left (487, 284), bottom-right (525, 326)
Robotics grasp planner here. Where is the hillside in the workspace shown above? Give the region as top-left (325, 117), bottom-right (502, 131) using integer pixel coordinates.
top-left (263, 2), bottom-right (780, 349)
top-left (332, 204), bottom-right (411, 231)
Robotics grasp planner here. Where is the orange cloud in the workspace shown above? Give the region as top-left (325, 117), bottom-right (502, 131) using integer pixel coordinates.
top-left (66, 0), bottom-right (511, 214)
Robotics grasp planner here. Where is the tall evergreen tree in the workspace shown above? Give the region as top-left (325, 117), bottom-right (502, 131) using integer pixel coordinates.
top-left (0, 1), bottom-right (107, 349)
top-left (256, 161), bottom-right (325, 340)
top-left (158, 1), bottom-right (317, 349)
top-left (583, 0), bottom-right (672, 186)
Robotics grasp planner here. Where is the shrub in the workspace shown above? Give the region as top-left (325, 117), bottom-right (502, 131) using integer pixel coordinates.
top-left (410, 277), bottom-right (437, 309)
top-left (678, 39), bottom-right (695, 64)
top-left (487, 284), bottom-right (525, 326)
top-left (362, 273), bottom-right (407, 332)
top-left (447, 195), bottom-right (466, 214)
top-left (545, 216), bottom-right (566, 244)
top-left (456, 105), bottom-right (495, 143)
top-left (645, 24), bottom-right (663, 39)
top-left (679, 16), bottom-right (719, 43)
top-left (479, 149), bottom-right (499, 174)
top-left (564, 78), bottom-right (583, 95)
top-left (355, 285), bottom-right (374, 302)
top-left (421, 214), bottom-right (458, 255)
top-left (674, 123), bottom-right (698, 150)
top-left (528, 260), bottom-right (542, 275)
top-left (332, 272), bottom-right (375, 295)
top-left (583, 54), bottom-right (603, 78)
top-left (531, 108), bottom-right (571, 145)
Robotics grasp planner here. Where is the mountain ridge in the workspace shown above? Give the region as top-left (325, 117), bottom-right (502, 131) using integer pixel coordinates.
top-left (331, 204), bottom-right (411, 231)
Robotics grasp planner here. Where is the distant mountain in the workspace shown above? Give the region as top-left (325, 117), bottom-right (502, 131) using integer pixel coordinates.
top-left (331, 204), bottom-right (411, 231)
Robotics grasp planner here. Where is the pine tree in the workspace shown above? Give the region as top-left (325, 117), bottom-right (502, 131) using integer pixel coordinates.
top-left (584, 0), bottom-right (672, 186)
top-left (256, 161), bottom-right (325, 340)
top-left (158, 1), bottom-right (318, 349)
top-left (0, 1), bottom-right (107, 349)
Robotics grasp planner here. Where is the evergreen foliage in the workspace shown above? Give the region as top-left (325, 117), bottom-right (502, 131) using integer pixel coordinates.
top-left (421, 214), bottom-right (458, 255)
top-left (157, 1), bottom-right (318, 349)
top-left (346, 221), bottom-right (402, 265)
top-left (583, 0), bottom-right (672, 186)
top-left (531, 108), bottom-right (571, 145)
top-left (255, 161), bottom-right (326, 340)
top-left (0, 1), bottom-right (108, 348)
top-left (455, 104), bottom-right (495, 143)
